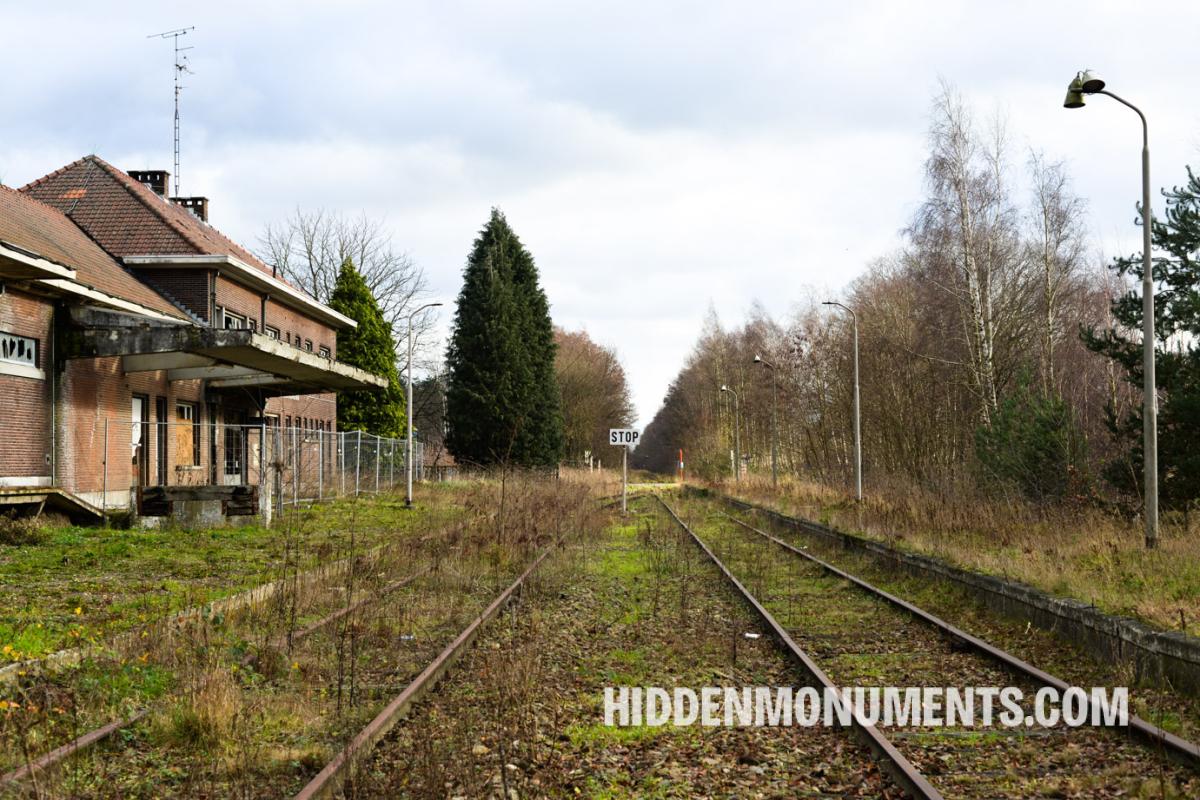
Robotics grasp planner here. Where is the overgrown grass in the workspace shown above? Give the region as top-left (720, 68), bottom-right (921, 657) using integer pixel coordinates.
top-left (0, 473), bottom-right (611, 795)
top-left (713, 475), bottom-right (1200, 633)
top-left (0, 485), bottom-right (468, 660)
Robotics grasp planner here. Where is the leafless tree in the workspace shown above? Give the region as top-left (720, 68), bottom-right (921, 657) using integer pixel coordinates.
top-left (909, 82), bottom-right (1041, 425)
top-left (257, 209), bottom-right (430, 356)
top-left (1027, 150), bottom-right (1087, 394)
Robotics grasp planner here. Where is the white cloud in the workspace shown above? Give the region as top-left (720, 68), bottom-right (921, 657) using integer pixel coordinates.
top-left (2, 0), bottom-right (1199, 425)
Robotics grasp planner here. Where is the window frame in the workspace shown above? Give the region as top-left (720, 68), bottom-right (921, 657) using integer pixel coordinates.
top-left (176, 401), bottom-right (201, 466)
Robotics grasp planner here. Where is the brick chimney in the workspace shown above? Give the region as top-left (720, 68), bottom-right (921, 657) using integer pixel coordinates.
top-left (172, 196), bottom-right (209, 222)
top-left (127, 169), bottom-right (171, 197)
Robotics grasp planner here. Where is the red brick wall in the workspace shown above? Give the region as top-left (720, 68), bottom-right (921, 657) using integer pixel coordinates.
top-left (213, 276), bottom-right (337, 358)
top-left (214, 275), bottom-right (340, 431)
top-left (214, 276), bottom-right (262, 331)
top-left (264, 298), bottom-right (336, 358)
top-left (131, 268), bottom-right (212, 322)
top-left (54, 356), bottom-right (258, 494)
top-left (267, 393), bottom-right (337, 430)
top-left (0, 289), bottom-right (53, 479)
top-left (0, 277), bottom-right (348, 496)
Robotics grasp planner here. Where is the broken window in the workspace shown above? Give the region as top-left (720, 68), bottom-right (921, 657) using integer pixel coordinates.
top-left (221, 309), bottom-right (247, 330)
top-left (0, 332), bottom-right (37, 367)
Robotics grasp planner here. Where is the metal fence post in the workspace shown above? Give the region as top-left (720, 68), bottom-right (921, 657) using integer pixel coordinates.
top-left (275, 425), bottom-right (284, 521)
top-left (355, 430), bottom-right (362, 496)
top-left (317, 427), bottom-right (324, 500)
top-left (260, 420), bottom-right (267, 519)
top-left (101, 419), bottom-right (109, 526)
top-left (390, 438), bottom-right (396, 489)
top-left (374, 435), bottom-right (381, 493)
top-left (292, 426), bottom-right (299, 507)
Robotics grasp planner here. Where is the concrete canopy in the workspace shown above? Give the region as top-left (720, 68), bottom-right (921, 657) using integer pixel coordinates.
top-left (71, 325), bottom-right (387, 394)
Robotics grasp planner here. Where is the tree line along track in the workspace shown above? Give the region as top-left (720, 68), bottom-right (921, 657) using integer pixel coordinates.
top-left (657, 493), bottom-right (1200, 798)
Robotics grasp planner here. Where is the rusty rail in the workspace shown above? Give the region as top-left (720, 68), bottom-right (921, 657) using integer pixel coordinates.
top-left (652, 495), bottom-right (944, 800)
top-left (0, 709), bottom-right (150, 787)
top-left (721, 510), bottom-right (1200, 771)
top-left (293, 547), bottom-right (553, 800)
top-left (3, 567), bottom-right (430, 789)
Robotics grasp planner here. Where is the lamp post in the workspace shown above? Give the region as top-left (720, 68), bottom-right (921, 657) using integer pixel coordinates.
top-left (406, 302), bottom-right (443, 508)
top-left (1064, 70), bottom-right (1157, 549)
top-left (823, 301), bottom-right (861, 501)
top-left (752, 354), bottom-right (778, 487)
top-left (720, 384), bottom-right (741, 483)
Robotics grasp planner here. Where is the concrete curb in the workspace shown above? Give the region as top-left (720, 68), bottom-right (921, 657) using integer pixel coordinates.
top-left (696, 487), bottom-right (1200, 695)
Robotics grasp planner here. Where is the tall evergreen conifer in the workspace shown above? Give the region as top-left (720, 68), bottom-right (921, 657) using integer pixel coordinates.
top-left (446, 209), bottom-right (563, 467)
top-left (329, 257), bottom-right (406, 436)
top-left (1085, 166), bottom-right (1200, 507)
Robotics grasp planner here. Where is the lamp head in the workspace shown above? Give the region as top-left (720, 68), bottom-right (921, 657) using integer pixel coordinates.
top-left (720, 384), bottom-right (730, 392)
top-left (1078, 69), bottom-right (1105, 93)
top-left (753, 354), bottom-right (762, 364)
top-left (1063, 74), bottom-right (1086, 109)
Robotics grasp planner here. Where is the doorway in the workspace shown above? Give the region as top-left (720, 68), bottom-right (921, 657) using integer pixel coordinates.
top-left (131, 395), bottom-right (149, 489)
top-left (155, 396), bottom-right (168, 485)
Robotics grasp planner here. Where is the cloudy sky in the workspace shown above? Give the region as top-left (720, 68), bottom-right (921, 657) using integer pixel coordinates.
top-left (3, 1), bottom-right (1198, 425)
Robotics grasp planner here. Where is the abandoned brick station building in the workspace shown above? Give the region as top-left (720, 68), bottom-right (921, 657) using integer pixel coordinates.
top-left (0, 156), bottom-right (386, 523)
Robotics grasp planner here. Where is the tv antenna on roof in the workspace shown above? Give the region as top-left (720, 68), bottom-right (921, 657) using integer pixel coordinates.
top-left (147, 26), bottom-right (195, 196)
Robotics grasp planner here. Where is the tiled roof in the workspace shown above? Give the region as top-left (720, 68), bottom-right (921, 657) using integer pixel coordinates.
top-left (21, 155), bottom-right (280, 279)
top-left (0, 184), bottom-right (189, 320)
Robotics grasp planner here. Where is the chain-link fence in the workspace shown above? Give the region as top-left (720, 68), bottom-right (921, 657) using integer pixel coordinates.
top-left (71, 420), bottom-right (424, 518)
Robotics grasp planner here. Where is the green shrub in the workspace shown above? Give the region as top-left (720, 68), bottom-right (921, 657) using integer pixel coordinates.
top-left (0, 511), bottom-right (47, 546)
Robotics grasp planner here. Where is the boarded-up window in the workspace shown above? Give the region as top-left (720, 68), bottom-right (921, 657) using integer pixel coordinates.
top-left (176, 402), bottom-right (199, 465)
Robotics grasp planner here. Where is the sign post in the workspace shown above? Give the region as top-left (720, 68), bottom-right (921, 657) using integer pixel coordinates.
top-left (609, 428), bottom-right (640, 513)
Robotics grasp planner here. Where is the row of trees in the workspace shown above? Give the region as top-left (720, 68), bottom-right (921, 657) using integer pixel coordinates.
top-left (635, 83), bottom-right (1199, 513)
top-left (261, 207), bottom-right (634, 472)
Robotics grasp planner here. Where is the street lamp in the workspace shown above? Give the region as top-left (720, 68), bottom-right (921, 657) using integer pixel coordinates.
top-left (405, 302), bottom-right (443, 508)
top-left (720, 384), bottom-right (741, 483)
top-left (752, 354), bottom-right (778, 487)
top-left (1064, 70), bottom-right (1158, 549)
top-left (823, 301), bottom-right (861, 501)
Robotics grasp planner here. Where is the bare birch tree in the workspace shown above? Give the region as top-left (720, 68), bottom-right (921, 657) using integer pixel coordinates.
top-left (257, 209), bottom-right (430, 357)
top-left (1027, 151), bottom-right (1087, 394)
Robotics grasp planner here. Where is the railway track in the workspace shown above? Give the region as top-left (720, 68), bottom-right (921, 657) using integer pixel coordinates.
top-left (656, 493), bottom-right (1200, 798)
top-left (0, 526), bottom-right (484, 793)
top-left (293, 548), bottom-right (552, 799)
top-left (0, 561), bottom-right (439, 792)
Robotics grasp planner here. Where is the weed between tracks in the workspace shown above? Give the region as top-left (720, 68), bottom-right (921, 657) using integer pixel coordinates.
top-left (716, 475), bottom-right (1200, 634)
top-left (352, 497), bottom-right (902, 799)
top-left (0, 475), bottom-right (604, 798)
top-left (675, 494), bottom-right (1200, 799)
top-left (719, 493), bottom-right (1200, 744)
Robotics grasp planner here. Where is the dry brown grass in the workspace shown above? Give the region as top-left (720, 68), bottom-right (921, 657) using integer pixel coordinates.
top-left (714, 474), bottom-right (1200, 633)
